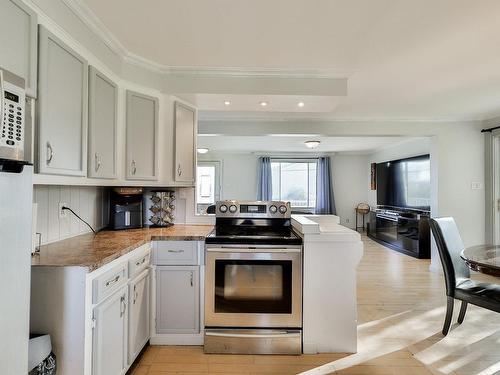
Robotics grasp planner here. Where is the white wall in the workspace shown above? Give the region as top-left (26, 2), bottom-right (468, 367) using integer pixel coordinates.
top-left (331, 154), bottom-right (369, 229)
top-left (198, 152), bottom-right (259, 200)
top-left (33, 185), bottom-right (108, 245)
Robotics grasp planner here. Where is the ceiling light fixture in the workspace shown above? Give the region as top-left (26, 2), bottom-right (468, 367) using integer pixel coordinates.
top-left (224, 100), bottom-right (231, 106)
top-left (259, 101), bottom-right (268, 107)
top-left (197, 148), bottom-right (209, 154)
top-left (297, 102), bottom-right (305, 108)
top-left (304, 140), bottom-right (321, 149)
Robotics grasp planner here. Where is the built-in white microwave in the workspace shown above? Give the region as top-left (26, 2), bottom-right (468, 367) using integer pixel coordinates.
top-left (0, 68), bottom-right (26, 162)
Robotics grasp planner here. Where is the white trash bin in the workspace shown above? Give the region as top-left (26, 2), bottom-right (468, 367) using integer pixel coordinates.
top-left (28, 334), bottom-right (56, 375)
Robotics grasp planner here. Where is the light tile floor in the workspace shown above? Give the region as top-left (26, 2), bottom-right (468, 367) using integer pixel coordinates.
top-left (130, 235), bottom-right (500, 375)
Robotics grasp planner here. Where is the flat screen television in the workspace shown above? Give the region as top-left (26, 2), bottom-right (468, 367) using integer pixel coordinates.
top-left (376, 154), bottom-right (431, 211)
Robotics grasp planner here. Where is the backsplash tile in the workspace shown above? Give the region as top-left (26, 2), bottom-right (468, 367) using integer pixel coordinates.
top-left (33, 185), bottom-right (109, 245)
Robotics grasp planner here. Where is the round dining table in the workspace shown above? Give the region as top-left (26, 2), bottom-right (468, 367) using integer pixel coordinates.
top-left (461, 244), bottom-right (500, 277)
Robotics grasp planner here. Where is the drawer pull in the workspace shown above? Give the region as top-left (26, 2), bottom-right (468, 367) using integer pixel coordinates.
top-left (135, 257), bottom-right (147, 266)
top-left (105, 275), bottom-right (120, 287)
top-left (167, 249), bottom-right (184, 253)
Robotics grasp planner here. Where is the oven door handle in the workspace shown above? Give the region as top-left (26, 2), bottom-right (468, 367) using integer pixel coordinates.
top-left (205, 331), bottom-right (301, 339)
top-left (206, 247), bottom-right (301, 253)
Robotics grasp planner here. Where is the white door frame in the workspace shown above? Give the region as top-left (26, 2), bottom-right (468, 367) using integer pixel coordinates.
top-left (492, 130), bottom-right (500, 245)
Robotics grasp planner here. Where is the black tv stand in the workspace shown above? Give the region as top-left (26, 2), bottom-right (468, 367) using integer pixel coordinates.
top-left (367, 207), bottom-right (430, 259)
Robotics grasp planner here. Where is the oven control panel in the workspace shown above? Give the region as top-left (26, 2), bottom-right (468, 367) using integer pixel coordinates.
top-left (215, 200), bottom-right (291, 218)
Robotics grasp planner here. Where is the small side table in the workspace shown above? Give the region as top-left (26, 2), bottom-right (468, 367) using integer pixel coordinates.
top-left (355, 203), bottom-right (370, 232)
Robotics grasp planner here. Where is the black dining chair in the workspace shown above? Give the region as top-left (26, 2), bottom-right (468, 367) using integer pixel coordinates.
top-left (430, 217), bottom-right (500, 335)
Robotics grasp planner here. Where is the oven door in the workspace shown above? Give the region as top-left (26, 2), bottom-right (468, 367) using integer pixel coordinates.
top-left (205, 245), bottom-right (302, 328)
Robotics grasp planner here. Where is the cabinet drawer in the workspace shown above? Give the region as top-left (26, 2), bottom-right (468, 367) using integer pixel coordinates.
top-left (154, 241), bottom-right (199, 265)
top-left (92, 264), bottom-right (128, 304)
top-left (129, 252), bottom-right (150, 277)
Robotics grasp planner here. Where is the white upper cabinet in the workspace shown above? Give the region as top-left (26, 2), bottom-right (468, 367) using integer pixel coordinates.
top-left (88, 67), bottom-right (117, 179)
top-left (126, 90), bottom-right (159, 181)
top-left (0, 0), bottom-right (37, 97)
top-left (37, 26), bottom-right (88, 176)
top-left (174, 102), bottom-right (196, 184)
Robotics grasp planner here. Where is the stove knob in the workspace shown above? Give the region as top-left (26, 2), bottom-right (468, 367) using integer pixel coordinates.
top-left (219, 204), bottom-right (228, 213)
top-left (269, 205), bottom-right (277, 214)
top-left (229, 205), bottom-right (238, 213)
top-left (279, 205), bottom-right (287, 214)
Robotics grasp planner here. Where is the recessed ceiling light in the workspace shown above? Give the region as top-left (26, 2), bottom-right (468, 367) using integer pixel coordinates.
top-left (304, 140), bottom-right (320, 149)
top-left (259, 101), bottom-right (268, 107)
top-left (297, 102), bottom-right (305, 108)
top-left (224, 100), bottom-right (231, 106)
top-left (197, 148), bottom-right (209, 154)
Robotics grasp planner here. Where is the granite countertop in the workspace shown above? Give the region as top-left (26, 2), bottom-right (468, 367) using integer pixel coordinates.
top-left (31, 225), bottom-right (214, 272)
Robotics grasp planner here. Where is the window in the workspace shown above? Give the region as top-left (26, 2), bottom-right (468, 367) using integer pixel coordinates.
top-left (196, 161), bottom-right (221, 214)
top-left (271, 160), bottom-right (317, 210)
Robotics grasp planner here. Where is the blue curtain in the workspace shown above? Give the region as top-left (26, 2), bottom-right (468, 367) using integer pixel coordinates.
top-left (257, 157), bottom-right (273, 200)
top-left (315, 157), bottom-right (336, 214)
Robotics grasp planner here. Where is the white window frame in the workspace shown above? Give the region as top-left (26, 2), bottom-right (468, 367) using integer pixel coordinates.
top-left (271, 158), bottom-right (317, 211)
top-left (196, 160), bottom-right (222, 215)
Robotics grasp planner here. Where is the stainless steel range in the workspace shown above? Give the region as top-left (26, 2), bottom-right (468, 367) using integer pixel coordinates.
top-left (204, 200), bottom-right (303, 355)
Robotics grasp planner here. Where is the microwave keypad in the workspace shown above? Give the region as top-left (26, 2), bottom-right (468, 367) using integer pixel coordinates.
top-left (1, 95), bottom-right (24, 148)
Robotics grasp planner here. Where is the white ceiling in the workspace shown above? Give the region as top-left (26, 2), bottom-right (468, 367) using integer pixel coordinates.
top-left (178, 94), bottom-right (340, 113)
top-left (197, 135), bottom-right (416, 153)
top-left (82, 0), bottom-right (500, 120)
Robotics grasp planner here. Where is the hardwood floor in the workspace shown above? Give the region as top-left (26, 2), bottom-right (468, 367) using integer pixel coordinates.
top-left (130, 235), bottom-right (500, 375)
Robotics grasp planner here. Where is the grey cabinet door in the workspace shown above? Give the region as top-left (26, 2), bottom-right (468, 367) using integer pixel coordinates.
top-left (156, 266), bottom-right (199, 334)
top-left (93, 286), bottom-right (128, 375)
top-left (174, 102), bottom-right (196, 183)
top-left (128, 269), bottom-right (150, 364)
top-left (126, 91), bottom-right (158, 180)
top-left (88, 66), bottom-right (117, 179)
top-left (0, 0), bottom-right (37, 97)
top-left (37, 26), bottom-right (88, 176)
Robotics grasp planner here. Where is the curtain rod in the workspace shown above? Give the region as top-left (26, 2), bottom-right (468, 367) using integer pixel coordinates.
top-left (481, 125), bottom-right (500, 133)
top-left (269, 157), bottom-right (320, 160)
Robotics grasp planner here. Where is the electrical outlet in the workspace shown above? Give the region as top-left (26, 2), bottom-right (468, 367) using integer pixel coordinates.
top-left (345, 218), bottom-right (350, 223)
top-left (471, 182), bottom-right (482, 190)
top-left (59, 203), bottom-right (68, 219)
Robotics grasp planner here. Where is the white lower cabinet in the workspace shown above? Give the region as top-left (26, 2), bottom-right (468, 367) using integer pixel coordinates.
top-left (128, 268), bottom-right (151, 363)
top-left (156, 266), bottom-right (200, 334)
top-left (92, 286), bottom-right (128, 375)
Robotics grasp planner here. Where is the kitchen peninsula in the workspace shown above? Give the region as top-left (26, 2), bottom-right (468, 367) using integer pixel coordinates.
top-left (30, 217), bottom-right (363, 374)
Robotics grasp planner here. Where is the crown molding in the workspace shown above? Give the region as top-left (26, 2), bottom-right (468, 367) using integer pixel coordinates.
top-left (61, 0), bottom-right (128, 59)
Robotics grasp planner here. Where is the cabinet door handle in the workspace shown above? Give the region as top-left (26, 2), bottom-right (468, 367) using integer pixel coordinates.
top-left (120, 295), bottom-right (126, 317)
top-left (94, 152), bottom-right (101, 172)
top-left (177, 164), bottom-right (182, 177)
top-left (190, 271), bottom-right (193, 287)
top-left (46, 142), bottom-right (54, 165)
top-left (131, 159), bottom-right (137, 175)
